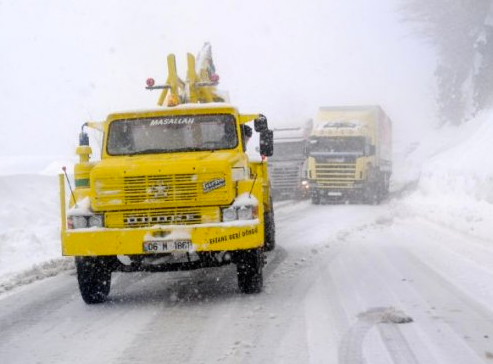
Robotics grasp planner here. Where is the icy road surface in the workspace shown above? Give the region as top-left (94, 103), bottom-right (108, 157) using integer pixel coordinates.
top-left (1, 200), bottom-right (493, 364)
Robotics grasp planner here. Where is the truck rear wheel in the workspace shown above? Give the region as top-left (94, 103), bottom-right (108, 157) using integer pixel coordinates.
top-left (363, 184), bottom-right (380, 205)
top-left (264, 199), bottom-right (276, 251)
top-left (381, 173), bottom-right (390, 199)
top-left (236, 249), bottom-right (264, 294)
top-left (75, 256), bottom-right (113, 304)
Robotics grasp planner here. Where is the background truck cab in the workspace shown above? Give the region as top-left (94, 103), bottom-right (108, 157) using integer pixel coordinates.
top-left (306, 105), bottom-right (392, 204)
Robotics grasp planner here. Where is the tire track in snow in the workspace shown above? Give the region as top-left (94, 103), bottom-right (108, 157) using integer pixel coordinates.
top-left (338, 307), bottom-right (416, 364)
top-left (0, 272), bottom-right (77, 344)
top-left (385, 243), bottom-right (493, 362)
top-left (337, 220), bottom-right (493, 363)
top-left (111, 247), bottom-right (288, 364)
top-left (243, 243), bottom-right (346, 363)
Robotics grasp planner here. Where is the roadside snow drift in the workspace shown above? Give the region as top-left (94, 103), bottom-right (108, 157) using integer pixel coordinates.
top-left (398, 110), bottom-right (493, 240)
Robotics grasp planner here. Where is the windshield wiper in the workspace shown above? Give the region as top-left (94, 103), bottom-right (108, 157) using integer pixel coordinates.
top-left (127, 148), bottom-right (168, 156)
top-left (126, 147), bottom-right (216, 156)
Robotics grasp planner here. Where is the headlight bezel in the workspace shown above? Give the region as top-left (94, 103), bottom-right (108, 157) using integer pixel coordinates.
top-left (237, 205), bottom-right (254, 220)
top-left (221, 205), bottom-right (258, 222)
top-left (221, 207), bottom-right (238, 222)
top-left (88, 214), bottom-right (104, 228)
top-left (68, 214), bottom-right (104, 229)
top-left (71, 215), bottom-right (88, 229)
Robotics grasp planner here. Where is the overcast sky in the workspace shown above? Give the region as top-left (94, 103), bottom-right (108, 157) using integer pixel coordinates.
top-left (0, 0), bottom-right (437, 157)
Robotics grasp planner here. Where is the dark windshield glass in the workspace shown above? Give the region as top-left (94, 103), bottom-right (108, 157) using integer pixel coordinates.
top-left (271, 141), bottom-right (305, 160)
top-left (309, 136), bottom-right (365, 154)
top-left (107, 114), bottom-right (238, 155)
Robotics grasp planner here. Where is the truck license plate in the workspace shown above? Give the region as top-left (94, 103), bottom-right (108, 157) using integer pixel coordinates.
top-left (328, 191), bottom-right (342, 196)
top-left (143, 240), bottom-right (192, 253)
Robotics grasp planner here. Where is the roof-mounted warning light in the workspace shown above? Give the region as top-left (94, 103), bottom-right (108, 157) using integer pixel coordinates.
top-left (146, 78), bottom-right (155, 88)
top-left (145, 77), bottom-right (171, 90)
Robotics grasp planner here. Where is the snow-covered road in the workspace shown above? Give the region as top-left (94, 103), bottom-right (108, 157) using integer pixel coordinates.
top-left (1, 200), bottom-right (493, 364)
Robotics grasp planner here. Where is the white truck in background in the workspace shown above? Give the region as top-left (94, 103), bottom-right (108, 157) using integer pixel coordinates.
top-left (269, 122), bottom-right (312, 200)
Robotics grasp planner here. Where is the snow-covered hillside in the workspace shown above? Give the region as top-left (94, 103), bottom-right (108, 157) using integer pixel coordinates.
top-left (395, 110), bottom-right (493, 241)
top-left (0, 174), bottom-right (73, 292)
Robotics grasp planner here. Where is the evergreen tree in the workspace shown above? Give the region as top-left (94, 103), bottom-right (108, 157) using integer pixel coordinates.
top-left (402, 0), bottom-right (493, 125)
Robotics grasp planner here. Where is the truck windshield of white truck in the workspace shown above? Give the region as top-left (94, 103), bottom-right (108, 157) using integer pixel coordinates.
top-left (309, 136), bottom-right (366, 155)
top-left (270, 142), bottom-right (305, 161)
top-left (106, 114), bottom-right (238, 155)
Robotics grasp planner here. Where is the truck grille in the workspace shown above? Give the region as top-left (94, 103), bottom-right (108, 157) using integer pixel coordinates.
top-left (270, 166), bottom-right (302, 192)
top-left (124, 174), bottom-right (196, 203)
top-left (93, 173), bottom-right (229, 209)
top-left (105, 206), bottom-right (220, 228)
top-left (315, 163), bottom-right (356, 188)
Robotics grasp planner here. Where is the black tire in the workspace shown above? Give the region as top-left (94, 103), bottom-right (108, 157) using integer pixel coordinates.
top-left (381, 173), bottom-right (390, 199)
top-left (264, 199), bottom-right (276, 252)
top-left (236, 249), bottom-right (264, 294)
top-left (363, 184), bottom-right (380, 205)
top-left (75, 256), bottom-right (113, 304)
top-left (363, 167), bottom-right (382, 205)
top-left (311, 192), bottom-right (321, 205)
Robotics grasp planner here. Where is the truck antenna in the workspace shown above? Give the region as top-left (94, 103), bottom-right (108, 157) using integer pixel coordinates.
top-left (249, 173), bottom-right (258, 198)
top-left (62, 166), bottom-right (78, 207)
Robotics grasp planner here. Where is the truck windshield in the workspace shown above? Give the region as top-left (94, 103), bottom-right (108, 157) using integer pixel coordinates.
top-left (271, 142), bottom-right (305, 161)
top-left (106, 114), bottom-right (238, 155)
top-left (310, 136), bottom-right (365, 154)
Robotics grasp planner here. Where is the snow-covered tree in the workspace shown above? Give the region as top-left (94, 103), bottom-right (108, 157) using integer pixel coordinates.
top-left (402, 0), bottom-right (493, 125)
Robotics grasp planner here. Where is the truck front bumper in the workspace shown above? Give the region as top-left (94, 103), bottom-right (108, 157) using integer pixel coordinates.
top-left (61, 220), bottom-right (263, 256)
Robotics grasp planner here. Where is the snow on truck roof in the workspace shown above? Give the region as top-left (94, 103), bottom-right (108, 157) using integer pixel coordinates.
top-left (318, 105), bottom-right (383, 112)
top-left (273, 127), bottom-right (307, 142)
top-left (107, 102), bottom-right (238, 116)
top-left (314, 105), bottom-right (389, 127)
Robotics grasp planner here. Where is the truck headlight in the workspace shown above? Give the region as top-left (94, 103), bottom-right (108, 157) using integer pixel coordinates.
top-left (222, 207), bottom-right (238, 222)
top-left (222, 205), bottom-right (258, 221)
top-left (237, 206), bottom-right (254, 220)
top-left (69, 214), bottom-right (104, 229)
top-left (88, 214), bottom-right (104, 228)
top-left (71, 216), bottom-right (88, 229)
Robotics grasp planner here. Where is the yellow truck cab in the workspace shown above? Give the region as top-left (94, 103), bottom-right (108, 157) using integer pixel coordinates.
top-left (306, 105), bottom-right (392, 204)
top-left (60, 44), bottom-right (275, 303)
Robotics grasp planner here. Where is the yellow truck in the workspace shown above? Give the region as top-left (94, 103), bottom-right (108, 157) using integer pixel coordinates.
top-left (60, 44), bottom-right (275, 303)
top-left (306, 105), bottom-right (392, 204)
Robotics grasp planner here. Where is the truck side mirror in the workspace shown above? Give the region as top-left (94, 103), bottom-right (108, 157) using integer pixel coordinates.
top-left (303, 142), bottom-right (310, 157)
top-left (79, 131), bottom-right (89, 146)
top-left (260, 129), bottom-right (274, 157)
top-left (254, 114), bottom-right (268, 132)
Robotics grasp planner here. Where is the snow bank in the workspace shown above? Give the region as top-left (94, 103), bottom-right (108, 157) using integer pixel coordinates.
top-left (0, 174), bottom-right (65, 288)
top-left (397, 110), bottom-right (493, 240)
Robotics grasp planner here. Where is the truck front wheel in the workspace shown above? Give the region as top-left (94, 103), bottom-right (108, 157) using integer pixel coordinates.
top-left (236, 249), bottom-right (264, 294)
top-left (75, 256), bottom-right (113, 304)
top-left (311, 189), bottom-right (321, 205)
